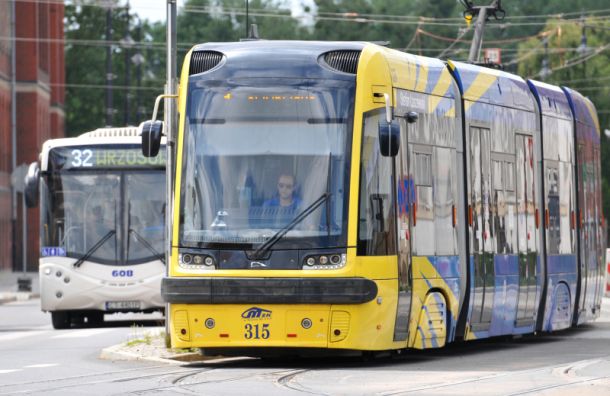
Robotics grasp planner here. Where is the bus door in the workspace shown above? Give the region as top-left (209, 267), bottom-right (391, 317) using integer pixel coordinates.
top-left (469, 126), bottom-right (494, 331)
top-left (515, 134), bottom-right (537, 326)
top-left (393, 116), bottom-right (413, 342)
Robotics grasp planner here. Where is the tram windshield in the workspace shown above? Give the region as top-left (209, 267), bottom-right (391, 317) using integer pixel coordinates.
top-left (179, 78), bottom-right (354, 249)
top-left (40, 146), bottom-right (166, 265)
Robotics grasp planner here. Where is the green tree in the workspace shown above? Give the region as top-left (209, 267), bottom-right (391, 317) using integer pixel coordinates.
top-left (516, 17), bottom-right (610, 224)
top-left (65, 1), bottom-right (164, 136)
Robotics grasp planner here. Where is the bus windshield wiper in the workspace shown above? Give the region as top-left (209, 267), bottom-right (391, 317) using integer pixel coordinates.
top-left (250, 192), bottom-right (331, 260)
top-left (73, 230), bottom-right (116, 268)
top-left (129, 229), bottom-right (166, 264)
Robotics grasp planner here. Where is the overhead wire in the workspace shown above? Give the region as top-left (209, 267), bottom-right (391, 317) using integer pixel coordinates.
top-left (528, 43), bottom-right (610, 79)
top-left (437, 25), bottom-right (473, 59)
top-left (6, 0), bottom-right (610, 28)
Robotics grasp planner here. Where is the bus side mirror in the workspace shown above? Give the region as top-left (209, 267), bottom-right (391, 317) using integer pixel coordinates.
top-left (141, 120), bottom-right (163, 157)
top-left (378, 121), bottom-right (400, 157)
top-left (24, 162), bottom-right (40, 208)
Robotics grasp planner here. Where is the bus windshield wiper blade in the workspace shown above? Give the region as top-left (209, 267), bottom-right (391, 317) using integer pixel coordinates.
top-left (73, 230), bottom-right (116, 268)
top-left (251, 192), bottom-right (331, 260)
top-left (129, 229), bottom-right (166, 264)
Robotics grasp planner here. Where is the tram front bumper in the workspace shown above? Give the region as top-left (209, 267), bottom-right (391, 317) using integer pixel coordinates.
top-left (160, 277), bottom-right (378, 305)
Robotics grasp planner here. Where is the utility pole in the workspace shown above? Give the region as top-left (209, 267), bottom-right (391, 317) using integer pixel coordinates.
top-left (164, 0), bottom-right (178, 345)
top-left (105, 4), bottom-right (114, 126)
top-left (462, 0), bottom-right (505, 63)
top-left (123, 2), bottom-right (133, 125)
top-left (577, 15), bottom-right (588, 79)
top-left (10, 0), bottom-right (17, 270)
top-left (133, 18), bottom-right (144, 122)
top-left (245, 0), bottom-right (249, 37)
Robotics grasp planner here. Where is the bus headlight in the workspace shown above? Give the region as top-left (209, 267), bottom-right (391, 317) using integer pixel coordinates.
top-left (302, 253), bottom-right (346, 270)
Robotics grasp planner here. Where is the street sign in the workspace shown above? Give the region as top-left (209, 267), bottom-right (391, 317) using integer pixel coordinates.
top-left (484, 48), bottom-right (501, 64)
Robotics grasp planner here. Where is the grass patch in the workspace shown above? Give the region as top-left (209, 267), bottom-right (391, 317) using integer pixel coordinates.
top-left (125, 335), bottom-right (152, 347)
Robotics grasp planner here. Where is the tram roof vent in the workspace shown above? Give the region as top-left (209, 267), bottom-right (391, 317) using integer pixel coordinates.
top-left (80, 127), bottom-right (141, 138)
top-left (189, 50), bottom-right (224, 75)
top-left (321, 50), bottom-right (361, 74)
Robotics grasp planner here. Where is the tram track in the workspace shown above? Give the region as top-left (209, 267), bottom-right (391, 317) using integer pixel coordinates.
top-left (381, 357), bottom-right (610, 395)
top-left (275, 369), bottom-right (330, 395)
top-left (505, 375), bottom-right (610, 396)
top-left (0, 366), bottom-right (202, 395)
top-left (127, 364), bottom-right (315, 394)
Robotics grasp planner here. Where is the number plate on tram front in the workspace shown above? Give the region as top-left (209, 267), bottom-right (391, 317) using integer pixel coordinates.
top-left (106, 301), bottom-right (140, 310)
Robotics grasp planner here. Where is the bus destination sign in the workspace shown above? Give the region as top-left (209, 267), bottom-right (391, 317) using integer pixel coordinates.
top-left (49, 145), bottom-right (166, 170)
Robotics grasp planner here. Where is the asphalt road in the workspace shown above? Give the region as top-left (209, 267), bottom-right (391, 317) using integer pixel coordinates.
top-left (1, 298), bottom-right (609, 395)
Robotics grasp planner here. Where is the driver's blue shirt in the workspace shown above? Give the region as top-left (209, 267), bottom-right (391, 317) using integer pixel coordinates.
top-left (260, 196), bottom-right (302, 228)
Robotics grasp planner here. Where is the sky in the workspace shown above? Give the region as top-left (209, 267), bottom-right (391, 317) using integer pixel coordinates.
top-left (129, 0), bottom-right (184, 23)
top-left (128, 0), bottom-right (316, 24)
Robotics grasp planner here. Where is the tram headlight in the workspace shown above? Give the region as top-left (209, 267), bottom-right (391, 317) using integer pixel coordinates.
top-left (178, 251), bottom-right (216, 271)
top-left (44, 268), bottom-right (52, 276)
top-left (330, 254), bottom-right (342, 265)
top-left (302, 253), bottom-right (346, 270)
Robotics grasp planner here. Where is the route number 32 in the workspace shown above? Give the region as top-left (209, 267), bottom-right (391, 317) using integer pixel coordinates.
top-left (244, 323), bottom-right (270, 339)
top-left (71, 149), bottom-right (93, 167)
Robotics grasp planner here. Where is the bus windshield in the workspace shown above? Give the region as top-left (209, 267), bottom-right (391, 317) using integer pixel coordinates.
top-left (179, 78), bottom-right (354, 250)
top-left (41, 170), bottom-right (165, 265)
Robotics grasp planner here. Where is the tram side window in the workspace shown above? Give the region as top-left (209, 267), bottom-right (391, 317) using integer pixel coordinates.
top-left (492, 160), bottom-right (507, 254)
top-left (558, 162), bottom-right (573, 254)
top-left (412, 150), bottom-right (435, 256)
top-left (504, 161), bottom-right (517, 254)
top-left (546, 166), bottom-right (560, 254)
top-left (434, 148), bottom-right (455, 256)
top-left (358, 111), bottom-right (396, 256)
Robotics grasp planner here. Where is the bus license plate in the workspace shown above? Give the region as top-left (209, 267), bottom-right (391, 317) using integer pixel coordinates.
top-left (106, 301), bottom-right (140, 310)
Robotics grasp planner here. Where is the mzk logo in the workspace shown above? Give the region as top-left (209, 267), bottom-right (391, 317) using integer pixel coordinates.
top-left (241, 307), bottom-right (272, 320)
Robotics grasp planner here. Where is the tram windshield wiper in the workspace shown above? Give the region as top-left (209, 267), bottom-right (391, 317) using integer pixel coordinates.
top-left (129, 229), bottom-right (166, 264)
top-left (250, 192), bottom-right (331, 260)
top-left (73, 230), bottom-right (116, 268)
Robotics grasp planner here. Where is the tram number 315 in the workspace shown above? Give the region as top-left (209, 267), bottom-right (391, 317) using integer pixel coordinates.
top-left (244, 323), bottom-right (270, 339)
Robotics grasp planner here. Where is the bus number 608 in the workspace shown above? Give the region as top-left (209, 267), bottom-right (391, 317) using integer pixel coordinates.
top-left (244, 323), bottom-right (270, 339)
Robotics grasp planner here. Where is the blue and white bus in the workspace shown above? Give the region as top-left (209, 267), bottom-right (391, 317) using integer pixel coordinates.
top-left (27, 127), bottom-right (166, 329)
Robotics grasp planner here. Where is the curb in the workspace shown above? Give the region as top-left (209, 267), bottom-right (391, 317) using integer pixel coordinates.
top-left (99, 343), bottom-right (239, 365)
top-left (0, 296), bottom-right (16, 305)
top-left (0, 292), bottom-right (39, 305)
top-left (99, 343), bottom-right (189, 365)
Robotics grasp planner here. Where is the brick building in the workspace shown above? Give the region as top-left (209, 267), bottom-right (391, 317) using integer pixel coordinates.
top-left (0, 1), bottom-right (65, 271)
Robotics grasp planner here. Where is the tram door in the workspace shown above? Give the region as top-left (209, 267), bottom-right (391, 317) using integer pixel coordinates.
top-left (515, 134), bottom-right (537, 326)
top-left (577, 143), bottom-right (597, 317)
top-left (393, 117), bottom-right (413, 342)
top-left (469, 126), bottom-right (494, 331)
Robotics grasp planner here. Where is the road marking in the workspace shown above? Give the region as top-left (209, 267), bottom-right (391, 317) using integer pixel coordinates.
top-left (51, 328), bottom-right (114, 339)
top-left (0, 331), bottom-right (47, 343)
top-left (0, 369), bottom-right (22, 374)
top-left (23, 364), bottom-right (59, 368)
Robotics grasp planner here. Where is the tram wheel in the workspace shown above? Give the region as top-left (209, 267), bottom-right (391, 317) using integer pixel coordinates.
top-left (51, 311), bottom-right (71, 329)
